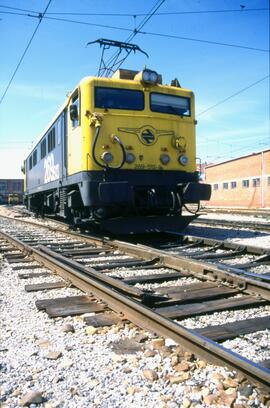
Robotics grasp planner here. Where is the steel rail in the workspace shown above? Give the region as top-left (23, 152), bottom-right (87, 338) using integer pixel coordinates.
top-left (1, 229), bottom-right (270, 391)
top-left (110, 240), bottom-right (270, 301)
top-left (201, 207), bottom-right (270, 217)
top-left (1, 214), bottom-right (270, 299)
top-left (174, 234), bottom-right (270, 255)
top-left (2, 214), bottom-right (270, 253)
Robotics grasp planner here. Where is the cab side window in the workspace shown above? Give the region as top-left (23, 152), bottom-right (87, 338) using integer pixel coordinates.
top-left (29, 156), bottom-right (33, 170)
top-left (48, 128), bottom-right (56, 152)
top-left (70, 91), bottom-right (80, 128)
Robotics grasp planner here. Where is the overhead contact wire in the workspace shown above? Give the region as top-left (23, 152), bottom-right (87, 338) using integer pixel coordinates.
top-left (1, 9), bottom-right (268, 53)
top-left (0, 4), bottom-right (268, 17)
top-left (0, 0), bottom-right (52, 105)
top-left (104, 0), bottom-right (166, 73)
top-left (197, 75), bottom-right (270, 116)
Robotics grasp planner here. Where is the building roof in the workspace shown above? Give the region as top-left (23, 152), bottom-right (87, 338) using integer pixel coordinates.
top-left (205, 148), bottom-right (270, 169)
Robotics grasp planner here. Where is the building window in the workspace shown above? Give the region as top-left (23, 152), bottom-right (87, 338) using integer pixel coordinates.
top-left (242, 180), bottom-right (249, 188)
top-left (13, 181), bottom-right (22, 192)
top-left (29, 156), bottom-right (33, 170)
top-left (33, 150), bottom-right (37, 166)
top-left (223, 182), bottom-right (228, 190)
top-left (41, 138), bottom-right (46, 159)
top-left (213, 183), bottom-right (218, 190)
top-left (268, 177), bottom-right (270, 186)
top-left (48, 128), bottom-right (55, 153)
top-left (252, 178), bottom-right (260, 187)
top-left (231, 181), bottom-right (237, 189)
top-left (0, 181), bottom-right (7, 192)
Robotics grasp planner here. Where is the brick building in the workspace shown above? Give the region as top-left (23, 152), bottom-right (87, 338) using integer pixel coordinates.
top-left (0, 179), bottom-right (24, 204)
top-left (205, 149), bottom-right (270, 209)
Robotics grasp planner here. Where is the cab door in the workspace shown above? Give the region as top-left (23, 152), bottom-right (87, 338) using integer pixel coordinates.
top-left (67, 89), bottom-right (82, 175)
top-left (60, 109), bottom-right (68, 180)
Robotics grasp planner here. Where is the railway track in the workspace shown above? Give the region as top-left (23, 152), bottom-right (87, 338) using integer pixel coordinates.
top-left (1, 215), bottom-right (270, 394)
top-left (138, 233), bottom-right (270, 278)
top-left (190, 216), bottom-right (270, 233)
top-left (202, 207), bottom-right (270, 218)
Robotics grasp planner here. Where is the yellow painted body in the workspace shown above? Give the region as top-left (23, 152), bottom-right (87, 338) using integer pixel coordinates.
top-left (67, 77), bottom-right (196, 176)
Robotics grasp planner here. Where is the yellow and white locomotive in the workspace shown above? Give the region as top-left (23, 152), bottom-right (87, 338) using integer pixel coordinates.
top-left (22, 68), bottom-right (211, 233)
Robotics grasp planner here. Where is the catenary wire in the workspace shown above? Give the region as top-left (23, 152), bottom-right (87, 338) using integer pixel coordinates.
top-left (1, 10), bottom-right (268, 53)
top-left (0, 4), bottom-right (268, 17)
top-left (0, 11), bottom-right (33, 16)
top-left (49, 7), bottom-right (270, 16)
top-left (139, 30), bottom-right (269, 53)
top-left (104, 0), bottom-right (166, 72)
top-left (1, 4), bottom-right (268, 118)
top-left (0, 0), bottom-right (52, 105)
top-left (197, 75), bottom-right (270, 116)
top-left (0, 4), bottom-right (39, 13)
top-left (205, 140), bottom-right (270, 160)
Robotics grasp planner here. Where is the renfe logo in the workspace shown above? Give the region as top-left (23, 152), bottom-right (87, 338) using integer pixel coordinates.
top-left (141, 128), bottom-right (155, 145)
top-left (44, 153), bottom-right (59, 183)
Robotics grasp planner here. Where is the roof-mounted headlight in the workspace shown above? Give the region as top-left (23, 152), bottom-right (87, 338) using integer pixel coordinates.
top-left (135, 69), bottom-right (160, 85)
top-left (142, 70), bottom-right (151, 82)
top-left (149, 71), bottom-right (158, 83)
top-left (142, 69), bottom-right (158, 84)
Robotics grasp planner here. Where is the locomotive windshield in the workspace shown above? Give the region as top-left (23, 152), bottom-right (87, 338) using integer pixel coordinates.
top-left (150, 93), bottom-right (191, 116)
top-left (95, 87), bottom-right (144, 111)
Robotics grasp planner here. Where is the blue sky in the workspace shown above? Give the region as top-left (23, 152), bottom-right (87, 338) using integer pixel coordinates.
top-left (0, 0), bottom-right (269, 177)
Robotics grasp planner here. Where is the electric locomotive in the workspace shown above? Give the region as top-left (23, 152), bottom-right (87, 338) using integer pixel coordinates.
top-left (22, 68), bottom-right (211, 233)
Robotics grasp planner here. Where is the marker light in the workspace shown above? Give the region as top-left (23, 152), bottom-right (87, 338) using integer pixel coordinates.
top-left (160, 154), bottom-right (170, 165)
top-left (126, 153), bottom-right (135, 164)
top-left (101, 152), bottom-right (113, 163)
top-left (178, 155), bottom-right (189, 166)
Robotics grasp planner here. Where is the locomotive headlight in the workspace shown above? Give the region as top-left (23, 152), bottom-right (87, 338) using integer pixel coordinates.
top-left (142, 69), bottom-right (159, 85)
top-left (160, 153), bottom-right (170, 165)
top-left (178, 155), bottom-right (189, 166)
top-left (126, 152), bottom-right (135, 164)
top-left (142, 70), bottom-right (151, 82)
top-left (101, 151), bottom-right (113, 163)
top-left (149, 71), bottom-right (158, 83)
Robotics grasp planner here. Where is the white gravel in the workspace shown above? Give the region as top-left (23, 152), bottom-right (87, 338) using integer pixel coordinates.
top-left (222, 331), bottom-right (270, 363)
top-left (185, 212), bottom-right (270, 250)
top-left (108, 267), bottom-right (179, 279)
top-left (135, 277), bottom-right (201, 291)
top-left (179, 305), bottom-right (270, 363)
top-left (1, 259), bottom-right (269, 407)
